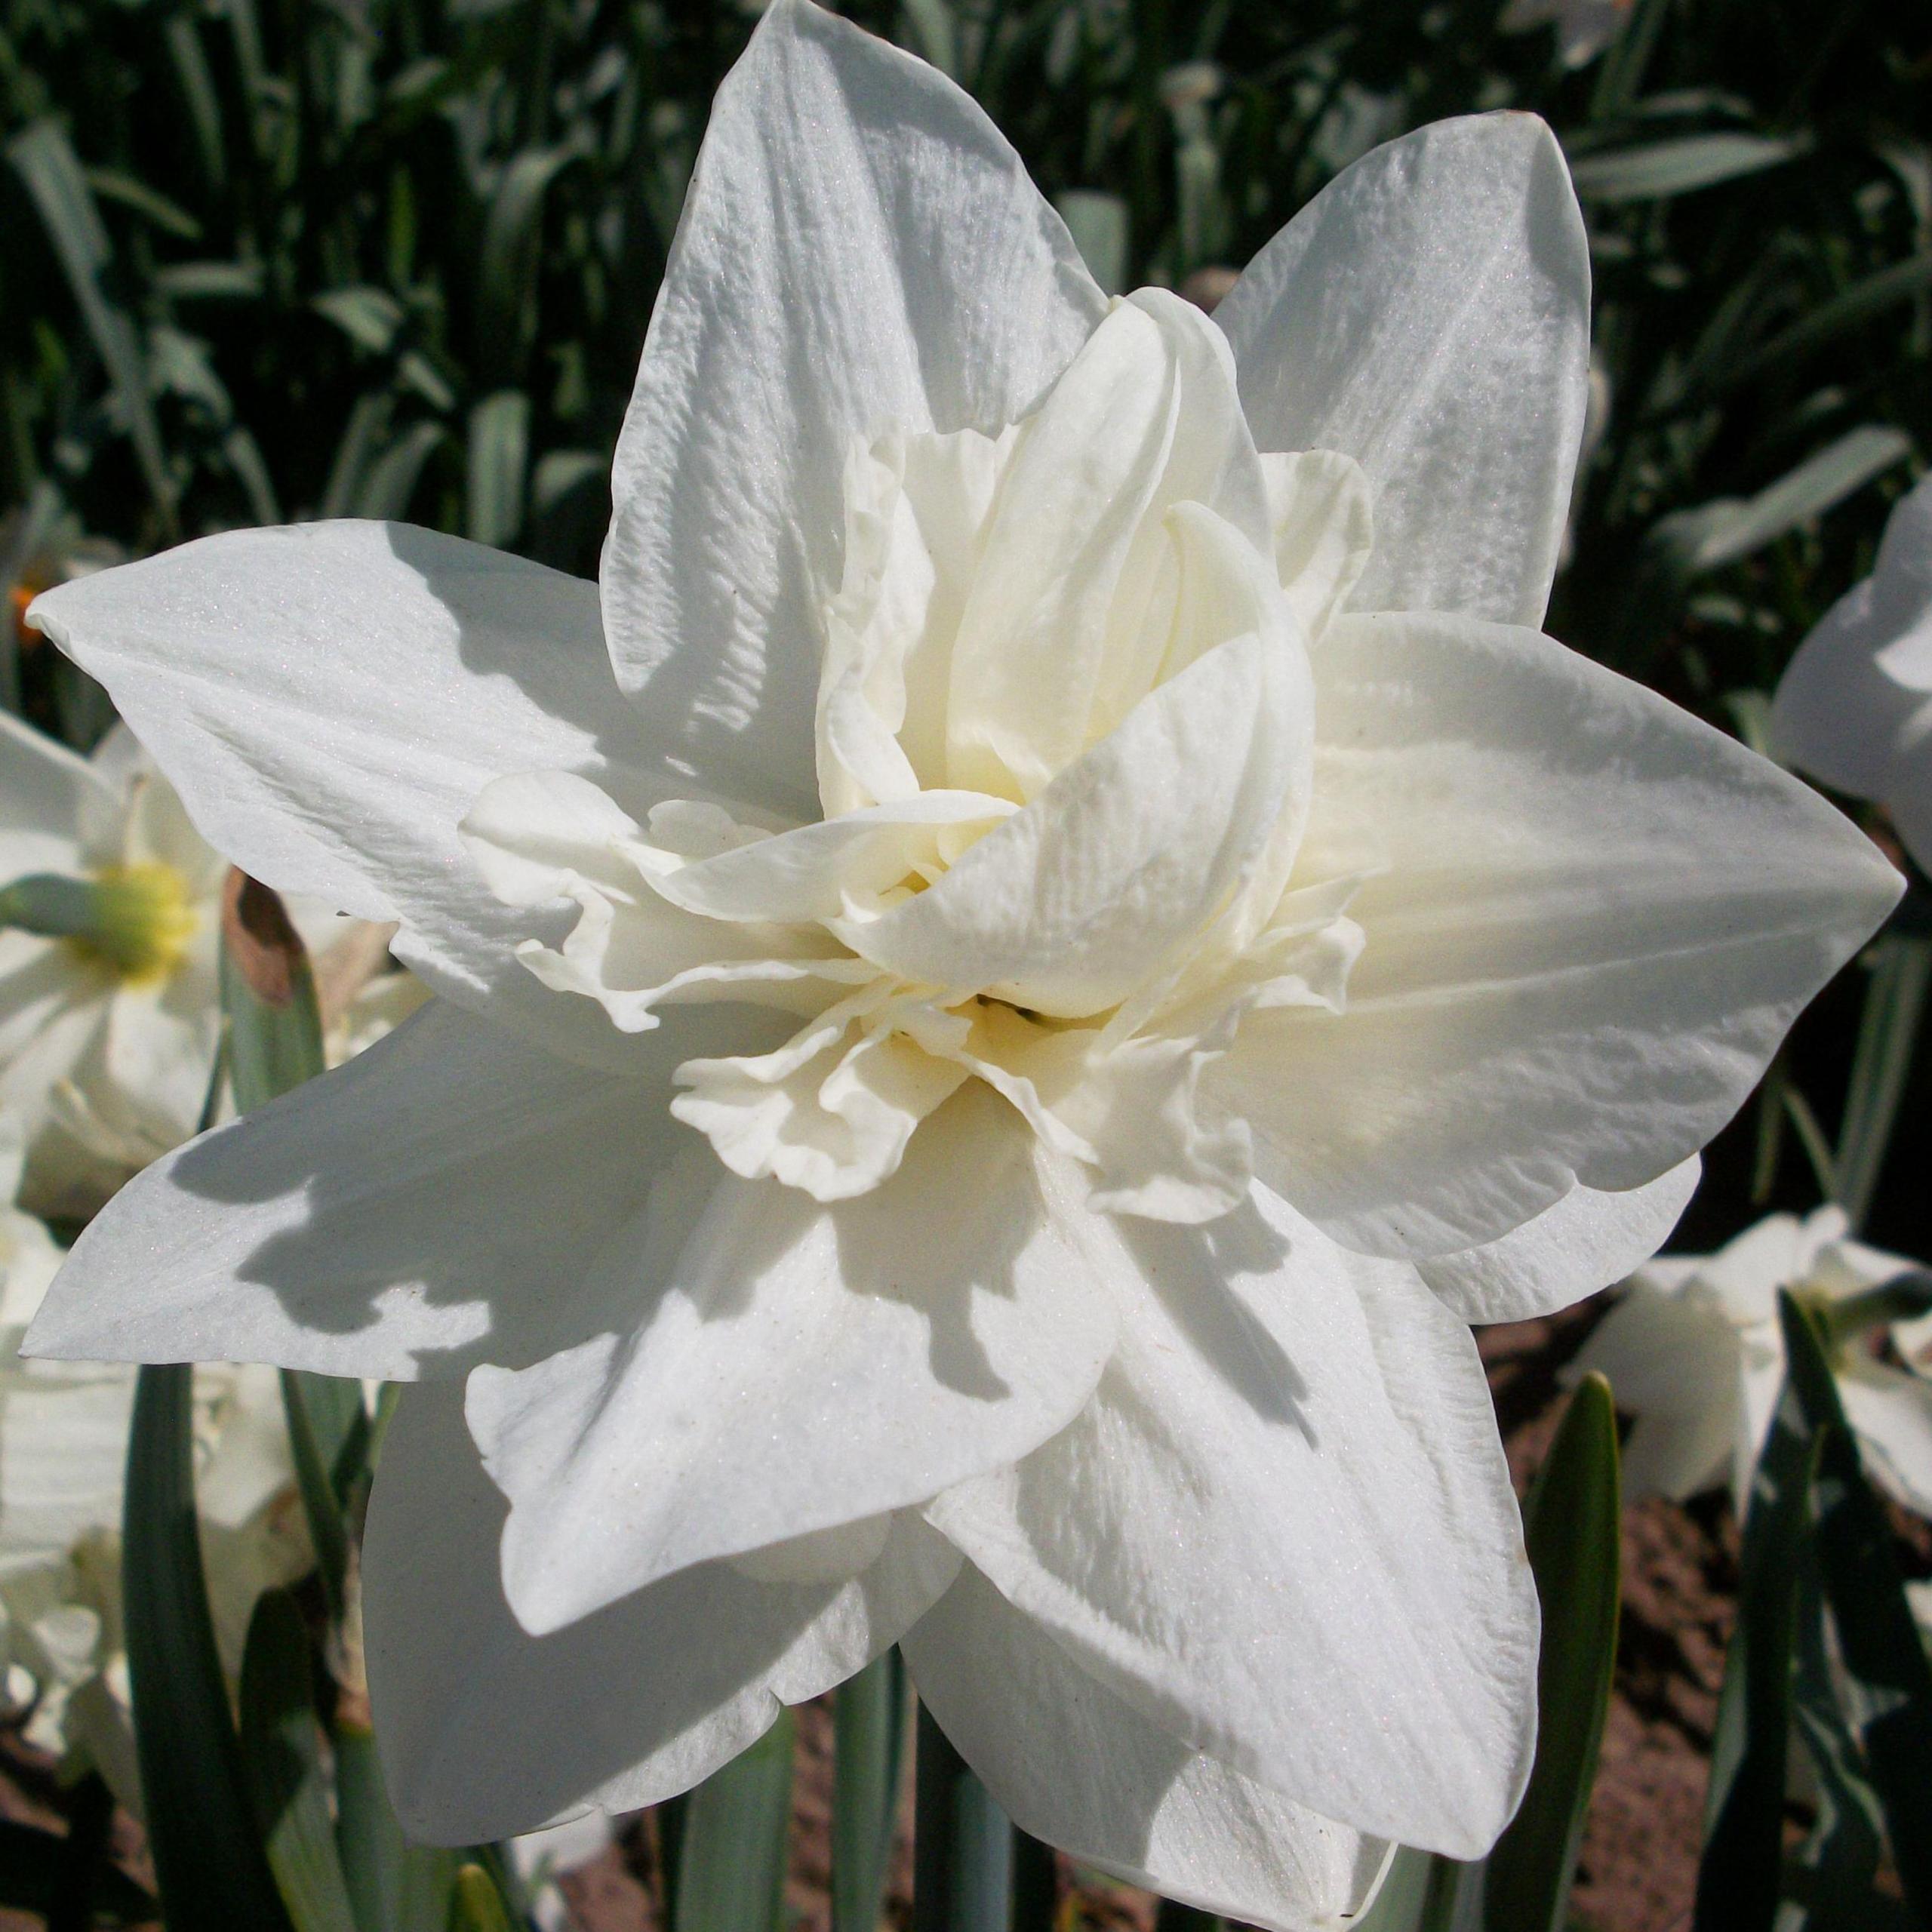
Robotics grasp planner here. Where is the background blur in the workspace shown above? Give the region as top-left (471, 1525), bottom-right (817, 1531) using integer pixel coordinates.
top-left (1, 1), bottom-right (1927, 1926)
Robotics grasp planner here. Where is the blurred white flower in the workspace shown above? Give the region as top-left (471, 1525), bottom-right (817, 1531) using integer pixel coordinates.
top-left (0, 716), bottom-right (227, 1218)
top-left (1499, 0), bottom-right (1633, 68)
top-left (0, 1154), bottom-right (309, 1810)
top-left (1568, 1207), bottom-right (1932, 1517)
top-left (1772, 470), bottom-right (1932, 876)
top-left (0, 711), bottom-right (420, 1216)
top-left (16, 2), bottom-right (1900, 1922)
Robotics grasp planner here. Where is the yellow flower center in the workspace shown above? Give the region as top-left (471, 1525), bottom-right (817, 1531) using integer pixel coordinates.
top-left (68, 863), bottom-right (198, 982)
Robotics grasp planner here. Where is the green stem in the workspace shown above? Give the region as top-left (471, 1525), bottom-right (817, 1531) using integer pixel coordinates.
top-left (914, 1704), bottom-right (1011, 1932)
top-left (1835, 930), bottom-right (1930, 1230)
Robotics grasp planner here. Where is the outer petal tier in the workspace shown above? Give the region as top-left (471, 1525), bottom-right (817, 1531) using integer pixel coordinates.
top-left (1213, 611), bottom-right (1901, 1260)
top-left (466, 1084), bottom-right (1116, 1635)
top-left (26, 521), bottom-right (680, 1067)
top-left (364, 1383), bottom-right (959, 1844)
top-left (601, 0), bottom-right (1105, 817)
top-left (904, 1565), bottom-right (1389, 1932)
top-left (1417, 1158), bottom-right (1700, 1324)
top-left (924, 1183), bottom-right (1538, 1856)
top-left (22, 997), bottom-right (771, 1380)
top-left (1216, 113), bottom-right (1590, 629)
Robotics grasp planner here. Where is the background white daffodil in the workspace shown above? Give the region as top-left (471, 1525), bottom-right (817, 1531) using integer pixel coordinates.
top-left (0, 1152), bottom-right (309, 1813)
top-left (12, 2), bottom-right (1900, 1925)
top-left (0, 713), bottom-right (227, 1219)
top-left (0, 709), bottom-right (426, 1218)
top-left (1772, 469), bottom-right (1932, 877)
top-left (1569, 1206), bottom-right (1932, 1519)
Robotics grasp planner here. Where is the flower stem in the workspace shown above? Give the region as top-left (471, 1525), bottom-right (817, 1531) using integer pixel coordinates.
top-left (1834, 928), bottom-right (1931, 1230)
top-left (913, 1703), bottom-right (1011, 1932)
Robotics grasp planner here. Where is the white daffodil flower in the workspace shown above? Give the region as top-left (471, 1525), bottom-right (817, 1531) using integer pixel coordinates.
top-left (1773, 470), bottom-right (1932, 877)
top-left (0, 710), bottom-right (423, 1216)
top-left (0, 714), bottom-right (228, 1219)
top-left (13, 3), bottom-right (1901, 1922)
top-left (1568, 1207), bottom-right (1932, 1518)
top-left (0, 1160), bottom-right (309, 1811)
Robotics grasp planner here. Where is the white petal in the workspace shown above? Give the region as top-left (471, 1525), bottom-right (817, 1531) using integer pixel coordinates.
top-left (1417, 1157), bottom-right (1700, 1324)
top-left (925, 1184), bottom-right (1538, 1854)
top-left (1214, 611), bottom-right (1901, 1257)
top-left (1259, 450), bottom-right (1375, 645)
top-left (851, 518), bottom-right (1310, 1017)
top-left (601, 0), bottom-right (1104, 817)
top-left (22, 996), bottom-right (766, 1380)
top-left (364, 1383), bottom-right (958, 1844)
top-left (467, 1084), bottom-right (1116, 1633)
top-left (944, 290), bottom-right (1270, 798)
top-left (1217, 114), bottom-right (1590, 627)
top-left (1838, 1364), bottom-right (1932, 1518)
top-left (904, 1565), bottom-right (1388, 1932)
top-left (0, 709), bottom-right (108, 877)
top-left (26, 521), bottom-right (677, 1066)
top-left (1772, 472), bottom-right (1932, 809)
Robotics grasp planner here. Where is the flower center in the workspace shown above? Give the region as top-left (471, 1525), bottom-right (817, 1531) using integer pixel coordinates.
top-left (0, 864), bottom-right (198, 982)
top-left (466, 292), bottom-right (1378, 1223)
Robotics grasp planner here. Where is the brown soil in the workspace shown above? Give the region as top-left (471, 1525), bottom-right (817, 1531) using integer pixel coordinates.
top-left (1, 1300), bottom-right (1730, 1932)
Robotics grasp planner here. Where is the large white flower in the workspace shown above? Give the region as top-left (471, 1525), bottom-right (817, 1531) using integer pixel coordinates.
top-left (1568, 1207), bottom-right (1932, 1519)
top-left (1772, 470), bottom-right (1932, 877)
top-left (13, 4), bottom-right (1900, 1923)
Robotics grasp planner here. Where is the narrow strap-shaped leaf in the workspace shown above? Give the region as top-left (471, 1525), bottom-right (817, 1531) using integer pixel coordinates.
top-left (281, 1371), bottom-right (352, 1620)
top-left (1778, 1294), bottom-right (1932, 1922)
top-left (913, 1703), bottom-right (1011, 1932)
top-left (336, 1718), bottom-right (460, 1932)
top-left (1154, 1899), bottom-right (1222, 1932)
top-left (44, 1774), bottom-right (115, 1932)
top-left (1784, 1543), bottom-right (1893, 1931)
top-left (1484, 1374), bottom-right (1622, 1932)
top-left (1694, 1357), bottom-right (1820, 1932)
top-left (673, 1708), bottom-right (798, 1932)
top-left (239, 1591), bottom-right (359, 1932)
top-left (833, 1648), bottom-right (909, 1932)
top-left (1833, 931), bottom-right (1930, 1232)
top-left (448, 1863), bottom-right (519, 1932)
top-left (1352, 1847), bottom-right (1477, 1932)
top-left (123, 1363), bottom-right (296, 1932)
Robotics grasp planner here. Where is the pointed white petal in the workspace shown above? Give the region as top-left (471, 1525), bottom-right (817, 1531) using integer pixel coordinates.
top-left (904, 1565), bottom-right (1388, 1932)
top-left (468, 1086), bottom-right (1115, 1634)
top-left (925, 1185), bottom-right (1538, 1855)
top-left (601, 0), bottom-right (1105, 817)
top-left (364, 1383), bottom-right (958, 1844)
top-left (0, 709), bottom-right (109, 877)
top-left (1772, 472), bottom-right (1932, 811)
top-left (23, 997), bottom-right (765, 1380)
top-left (1217, 114), bottom-right (1590, 627)
top-left (1215, 612), bottom-right (1900, 1258)
top-left (26, 521), bottom-right (678, 1064)
top-left (1417, 1157), bottom-right (1700, 1324)
top-left (1838, 1364), bottom-right (1932, 1518)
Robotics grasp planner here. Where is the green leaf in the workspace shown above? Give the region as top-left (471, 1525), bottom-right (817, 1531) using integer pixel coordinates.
top-left (1153, 1900), bottom-right (1223, 1932)
top-left (466, 389), bottom-right (531, 548)
top-left (122, 1364), bottom-right (295, 1932)
top-left (356, 421), bottom-right (447, 521)
top-left (1694, 1331), bottom-right (1822, 1932)
top-left (239, 1591), bottom-right (360, 1932)
top-left (448, 1863), bottom-right (519, 1932)
top-left (1484, 1374), bottom-right (1621, 1932)
top-left (1778, 1294), bottom-right (1932, 1924)
top-left (477, 146), bottom-right (581, 383)
top-left (1567, 133), bottom-right (1808, 203)
top-left (7, 121), bottom-right (173, 523)
top-left (82, 168), bottom-right (202, 240)
top-left (1012, 1829), bottom-right (1059, 1932)
top-left (336, 1721), bottom-right (460, 1932)
top-left (280, 1371), bottom-right (353, 1620)
top-left (833, 1649), bottom-right (909, 1932)
top-left (0, 1817), bottom-right (153, 1922)
top-left (313, 287), bottom-right (408, 355)
top-left (675, 1708), bottom-right (798, 1932)
top-left (219, 870), bottom-right (325, 1111)
top-left (912, 1704), bottom-right (1011, 1932)
top-left (1054, 189), bottom-right (1130, 296)
top-left (1833, 932), bottom-right (1930, 1231)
